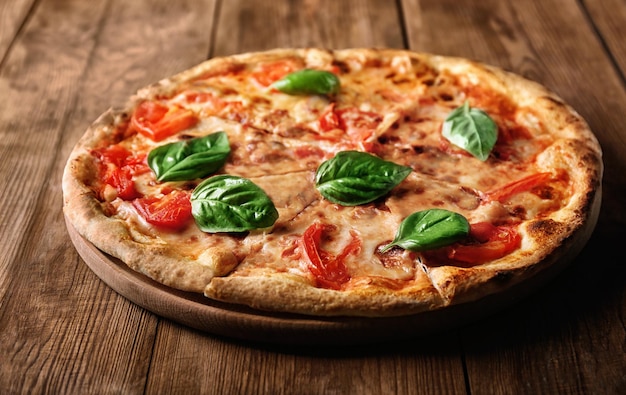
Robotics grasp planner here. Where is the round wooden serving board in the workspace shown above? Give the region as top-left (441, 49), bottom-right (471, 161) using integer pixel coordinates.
top-left (65, 205), bottom-right (598, 345)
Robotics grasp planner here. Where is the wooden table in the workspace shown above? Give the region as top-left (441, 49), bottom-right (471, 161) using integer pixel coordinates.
top-left (2, 0), bottom-right (625, 393)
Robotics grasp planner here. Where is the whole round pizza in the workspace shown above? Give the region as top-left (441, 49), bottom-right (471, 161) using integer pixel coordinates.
top-left (63, 48), bottom-right (602, 318)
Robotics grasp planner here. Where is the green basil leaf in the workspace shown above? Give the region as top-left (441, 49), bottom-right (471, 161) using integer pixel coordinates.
top-left (381, 209), bottom-right (469, 252)
top-left (315, 151), bottom-right (412, 206)
top-left (191, 175), bottom-right (279, 233)
top-left (272, 69), bottom-right (340, 96)
top-left (442, 101), bottom-right (497, 161)
top-left (148, 131), bottom-right (230, 182)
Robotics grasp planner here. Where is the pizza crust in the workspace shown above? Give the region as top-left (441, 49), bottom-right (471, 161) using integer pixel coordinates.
top-left (63, 48), bottom-right (603, 317)
top-left (205, 273), bottom-right (445, 317)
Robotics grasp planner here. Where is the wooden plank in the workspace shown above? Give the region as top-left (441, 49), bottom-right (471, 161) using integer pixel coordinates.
top-left (213, 0), bottom-right (405, 56)
top-left (401, 0), bottom-right (626, 393)
top-left (148, 322), bottom-right (467, 395)
top-left (0, 0), bottom-right (108, 298)
top-left (584, 0), bottom-right (626, 74)
top-left (0, 0), bottom-right (217, 393)
top-left (0, 0), bottom-right (34, 60)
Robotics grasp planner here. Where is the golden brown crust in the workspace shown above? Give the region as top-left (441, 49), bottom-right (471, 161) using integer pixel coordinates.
top-left (205, 274), bottom-right (444, 317)
top-left (63, 48), bottom-right (603, 317)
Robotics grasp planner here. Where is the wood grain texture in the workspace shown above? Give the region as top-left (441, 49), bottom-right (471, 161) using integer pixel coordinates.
top-left (0, 1), bottom-right (158, 390)
top-left (0, 0), bottom-right (34, 61)
top-left (214, 0), bottom-right (405, 56)
top-left (1, 0), bottom-right (216, 393)
top-left (1, 0), bottom-right (625, 393)
top-left (585, 0), bottom-right (626, 74)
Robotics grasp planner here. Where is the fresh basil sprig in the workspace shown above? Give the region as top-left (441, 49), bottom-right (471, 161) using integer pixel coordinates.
top-left (191, 175), bottom-right (279, 233)
top-left (315, 151), bottom-right (412, 206)
top-left (148, 132), bottom-right (231, 182)
top-left (381, 209), bottom-right (470, 253)
top-left (442, 101), bottom-right (497, 161)
top-left (272, 69), bottom-right (340, 96)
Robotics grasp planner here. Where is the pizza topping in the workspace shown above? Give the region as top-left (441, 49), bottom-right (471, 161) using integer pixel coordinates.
top-left (92, 144), bottom-right (148, 201)
top-left (315, 151), bottom-right (412, 206)
top-left (130, 100), bottom-right (199, 142)
top-left (147, 131), bottom-right (231, 182)
top-left (250, 59), bottom-right (301, 87)
top-left (318, 103), bottom-right (341, 133)
top-left (442, 222), bottom-right (521, 265)
top-left (301, 223), bottom-right (361, 289)
top-left (381, 209), bottom-right (470, 253)
top-left (272, 69), bottom-right (341, 96)
top-left (482, 172), bottom-right (552, 203)
top-left (442, 101), bottom-right (498, 161)
top-left (132, 190), bottom-right (193, 230)
top-left (191, 175), bottom-right (279, 233)
top-left (336, 107), bottom-right (384, 151)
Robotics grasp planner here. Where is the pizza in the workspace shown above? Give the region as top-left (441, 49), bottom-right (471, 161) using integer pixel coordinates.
top-left (62, 48), bottom-right (602, 318)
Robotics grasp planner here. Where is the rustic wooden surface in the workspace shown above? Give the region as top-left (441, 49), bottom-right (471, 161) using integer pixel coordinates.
top-left (1, 0), bottom-right (625, 393)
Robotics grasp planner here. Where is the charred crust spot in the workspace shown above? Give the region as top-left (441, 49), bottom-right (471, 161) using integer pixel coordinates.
top-left (526, 219), bottom-right (566, 239)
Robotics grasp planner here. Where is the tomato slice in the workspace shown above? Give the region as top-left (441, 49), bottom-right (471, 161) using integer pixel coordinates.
top-left (106, 167), bottom-right (138, 200)
top-left (251, 60), bottom-right (300, 87)
top-left (316, 105), bottom-right (383, 152)
top-left (484, 172), bottom-right (552, 203)
top-left (130, 101), bottom-right (199, 141)
top-left (444, 222), bottom-right (521, 264)
top-left (337, 107), bottom-right (382, 141)
top-left (301, 223), bottom-right (360, 290)
top-left (318, 103), bottom-right (341, 132)
top-left (93, 144), bottom-right (147, 201)
top-left (97, 144), bottom-right (130, 167)
top-left (132, 190), bottom-right (192, 230)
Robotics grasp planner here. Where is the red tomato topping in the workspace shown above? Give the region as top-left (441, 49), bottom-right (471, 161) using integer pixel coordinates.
top-left (132, 190), bottom-right (192, 230)
top-left (444, 222), bottom-right (521, 265)
top-left (251, 60), bottom-right (300, 87)
top-left (318, 103), bottom-right (341, 132)
top-left (337, 107), bottom-right (382, 142)
top-left (108, 167), bottom-right (137, 200)
top-left (93, 144), bottom-right (148, 201)
top-left (316, 105), bottom-right (382, 152)
top-left (130, 101), bottom-right (199, 141)
top-left (484, 172), bottom-right (552, 203)
top-left (301, 223), bottom-right (361, 290)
